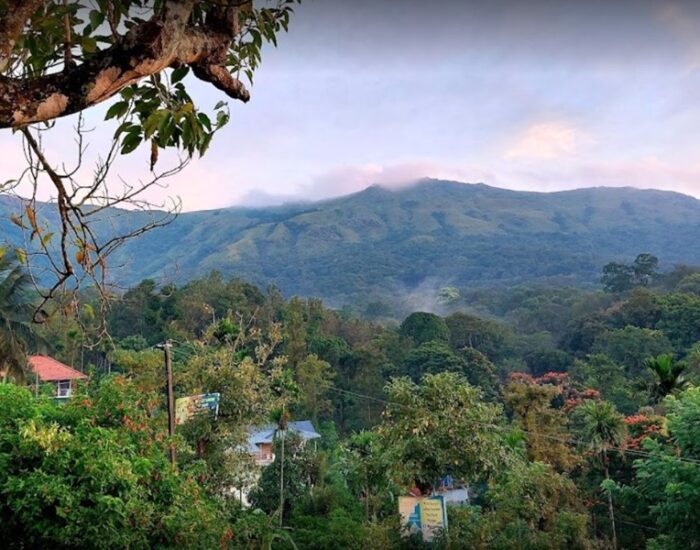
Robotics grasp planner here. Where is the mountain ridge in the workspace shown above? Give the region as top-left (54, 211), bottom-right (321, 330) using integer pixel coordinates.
top-left (2, 179), bottom-right (700, 306)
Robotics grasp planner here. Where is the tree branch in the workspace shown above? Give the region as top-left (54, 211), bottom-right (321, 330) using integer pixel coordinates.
top-left (192, 63), bottom-right (250, 101)
top-left (0, 0), bottom-right (44, 74)
top-left (0, 0), bottom-right (250, 128)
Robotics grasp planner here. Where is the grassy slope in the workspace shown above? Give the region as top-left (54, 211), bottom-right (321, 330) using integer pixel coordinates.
top-left (3, 180), bottom-right (700, 304)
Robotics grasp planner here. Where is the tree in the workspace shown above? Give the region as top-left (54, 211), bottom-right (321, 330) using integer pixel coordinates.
top-left (399, 312), bottom-right (450, 346)
top-left (378, 372), bottom-right (510, 493)
top-left (401, 340), bottom-right (463, 381)
top-left (602, 262), bottom-right (635, 293)
top-left (632, 253), bottom-right (659, 287)
top-left (656, 292), bottom-right (700, 348)
top-left (575, 400), bottom-right (627, 550)
top-left (284, 297), bottom-right (308, 368)
top-left (458, 347), bottom-right (501, 400)
top-left (445, 461), bottom-right (591, 550)
top-left (626, 387), bottom-right (700, 548)
top-left (0, 379), bottom-right (232, 548)
top-left (248, 432), bottom-right (319, 519)
top-left (569, 354), bottom-right (641, 414)
top-left (523, 348), bottom-right (572, 376)
top-left (0, 1), bottom-right (296, 128)
top-left (445, 311), bottom-right (510, 361)
top-left (644, 353), bottom-right (687, 404)
top-left (504, 374), bottom-right (578, 472)
top-left (592, 326), bottom-right (672, 379)
top-left (343, 431), bottom-right (392, 523)
top-left (601, 253), bottom-right (659, 293)
top-left (0, 248), bottom-right (37, 381)
top-left (675, 272), bottom-right (700, 295)
top-left (296, 354), bottom-right (334, 423)
top-left (1, 0), bottom-right (297, 303)
top-left (612, 288), bottom-right (661, 329)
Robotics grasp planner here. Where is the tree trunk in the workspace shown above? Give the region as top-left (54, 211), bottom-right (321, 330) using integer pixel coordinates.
top-left (604, 454), bottom-right (618, 550)
top-left (278, 428), bottom-right (286, 527)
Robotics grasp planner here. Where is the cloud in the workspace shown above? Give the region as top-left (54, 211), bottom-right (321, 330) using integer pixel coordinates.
top-left (505, 122), bottom-right (591, 161)
top-left (234, 161), bottom-right (488, 206)
top-left (290, 161), bottom-right (476, 200)
top-left (495, 156), bottom-right (700, 197)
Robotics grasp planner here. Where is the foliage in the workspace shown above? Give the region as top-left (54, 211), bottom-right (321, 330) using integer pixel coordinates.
top-left (248, 433), bottom-right (321, 520)
top-left (378, 372), bottom-right (510, 491)
top-left (295, 354), bottom-right (334, 422)
top-left (624, 388), bottom-right (700, 548)
top-left (601, 253), bottom-right (659, 293)
top-left (645, 354), bottom-right (687, 404)
top-left (593, 326), bottom-right (672, 378)
top-left (504, 374), bottom-right (578, 472)
top-left (569, 354), bottom-right (641, 414)
top-left (402, 340), bottom-right (463, 381)
top-left (0, 380), bottom-right (232, 549)
top-left (0, 248), bottom-right (38, 381)
top-left (5, 259), bottom-right (700, 547)
top-left (399, 312), bottom-right (450, 346)
top-left (574, 400), bottom-right (627, 456)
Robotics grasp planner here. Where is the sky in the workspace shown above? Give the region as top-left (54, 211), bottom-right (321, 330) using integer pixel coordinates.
top-left (2, 0), bottom-right (700, 211)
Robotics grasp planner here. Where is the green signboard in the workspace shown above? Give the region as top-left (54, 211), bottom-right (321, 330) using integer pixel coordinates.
top-left (175, 393), bottom-right (220, 425)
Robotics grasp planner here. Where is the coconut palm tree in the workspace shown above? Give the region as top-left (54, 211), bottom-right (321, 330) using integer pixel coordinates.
top-left (645, 354), bottom-right (687, 404)
top-left (0, 249), bottom-right (36, 382)
top-left (576, 400), bottom-right (627, 550)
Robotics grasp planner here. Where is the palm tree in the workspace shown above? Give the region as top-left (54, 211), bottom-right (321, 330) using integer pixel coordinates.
top-left (645, 354), bottom-right (687, 404)
top-left (0, 249), bottom-right (37, 382)
top-left (577, 400), bottom-right (627, 550)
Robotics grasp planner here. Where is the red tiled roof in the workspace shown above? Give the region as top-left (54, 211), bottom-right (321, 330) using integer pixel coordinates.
top-left (28, 356), bottom-right (88, 382)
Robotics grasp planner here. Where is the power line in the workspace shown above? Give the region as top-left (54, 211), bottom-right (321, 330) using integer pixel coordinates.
top-left (615, 519), bottom-right (659, 533)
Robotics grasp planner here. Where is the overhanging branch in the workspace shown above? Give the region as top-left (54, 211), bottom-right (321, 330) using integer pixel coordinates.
top-left (0, 0), bottom-right (250, 128)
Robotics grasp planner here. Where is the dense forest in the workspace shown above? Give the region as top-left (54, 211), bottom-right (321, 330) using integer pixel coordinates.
top-left (2, 251), bottom-right (700, 548)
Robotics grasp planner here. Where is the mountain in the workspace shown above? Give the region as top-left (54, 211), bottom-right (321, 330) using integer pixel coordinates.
top-left (3, 180), bottom-right (700, 305)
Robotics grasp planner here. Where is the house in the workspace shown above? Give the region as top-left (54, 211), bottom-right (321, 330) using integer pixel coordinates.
top-left (28, 355), bottom-right (87, 398)
top-left (247, 420), bottom-right (321, 466)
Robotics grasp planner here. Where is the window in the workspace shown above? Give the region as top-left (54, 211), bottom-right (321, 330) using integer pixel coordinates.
top-left (56, 380), bottom-right (71, 398)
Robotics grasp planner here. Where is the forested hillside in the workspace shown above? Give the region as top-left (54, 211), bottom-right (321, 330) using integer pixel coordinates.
top-left (4, 180), bottom-right (700, 308)
top-left (4, 257), bottom-right (699, 548)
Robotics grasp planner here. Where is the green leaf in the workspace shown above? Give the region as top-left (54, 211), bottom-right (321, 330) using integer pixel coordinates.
top-left (82, 36), bottom-right (98, 54)
top-left (171, 66), bottom-right (189, 84)
top-left (40, 232), bottom-right (55, 246)
top-left (143, 110), bottom-right (165, 139)
top-left (121, 131), bottom-right (142, 154)
top-left (216, 111), bottom-right (229, 129)
top-left (14, 248), bottom-right (27, 265)
top-left (157, 113), bottom-right (174, 146)
top-left (600, 478), bottom-right (617, 493)
top-left (105, 101), bottom-right (129, 120)
top-left (89, 9), bottom-right (105, 30)
top-left (197, 113), bottom-right (212, 132)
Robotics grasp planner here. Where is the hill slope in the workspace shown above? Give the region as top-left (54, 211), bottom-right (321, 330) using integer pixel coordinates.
top-left (4, 180), bottom-right (700, 304)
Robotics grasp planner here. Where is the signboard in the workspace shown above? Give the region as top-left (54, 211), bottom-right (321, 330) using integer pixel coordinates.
top-left (399, 495), bottom-right (448, 542)
top-left (175, 393), bottom-right (221, 425)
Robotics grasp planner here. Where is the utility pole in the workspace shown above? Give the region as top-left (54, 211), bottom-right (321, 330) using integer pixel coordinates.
top-left (278, 404), bottom-right (288, 527)
top-left (279, 426), bottom-right (286, 527)
top-left (158, 340), bottom-right (177, 468)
